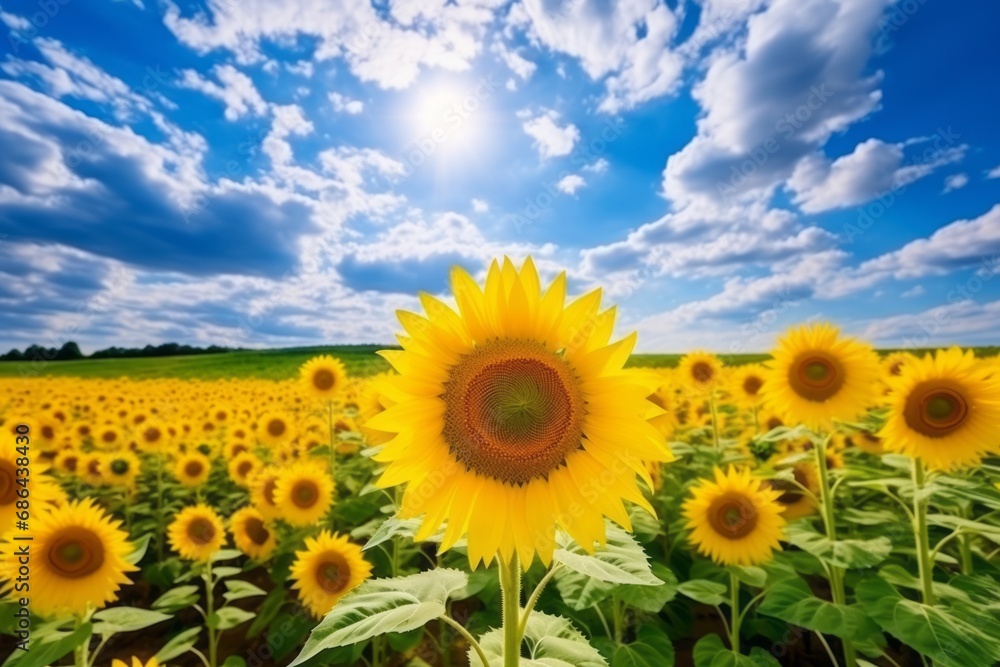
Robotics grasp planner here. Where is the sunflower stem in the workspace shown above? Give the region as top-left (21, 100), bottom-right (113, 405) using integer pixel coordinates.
top-left (959, 506), bottom-right (974, 575)
top-left (327, 399), bottom-right (337, 479)
top-left (205, 560), bottom-right (219, 667)
top-left (911, 457), bottom-right (937, 605)
top-left (814, 431), bottom-right (857, 667)
top-left (729, 570), bottom-right (740, 654)
top-left (519, 564), bottom-right (560, 636)
top-left (73, 616), bottom-right (89, 667)
top-left (499, 552), bottom-right (522, 667)
top-left (709, 390), bottom-right (722, 451)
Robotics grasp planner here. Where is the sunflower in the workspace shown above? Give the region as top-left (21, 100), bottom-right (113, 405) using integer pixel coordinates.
top-left (762, 464), bottom-right (819, 520)
top-left (223, 438), bottom-right (251, 460)
top-left (257, 410), bottom-right (295, 448)
top-left (683, 466), bottom-right (785, 566)
top-left (836, 428), bottom-right (884, 455)
top-left (881, 348), bottom-right (1000, 470)
top-left (137, 423), bottom-right (170, 452)
top-left (249, 467), bottom-right (282, 520)
top-left (103, 451), bottom-right (141, 488)
top-left (54, 448), bottom-right (82, 475)
top-left (80, 452), bottom-right (107, 486)
top-left (300, 355), bottom-right (348, 400)
top-left (290, 530), bottom-right (373, 619)
top-left (94, 422), bottom-right (123, 450)
top-left (174, 452), bottom-right (212, 488)
top-left (274, 463), bottom-right (335, 526)
top-left (368, 257), bottom-right (673, 567)
top-left (168, 504), bottom-right (226, 561)
top-left (881, 351), bottom-right (913, 379)
top-left (112, 658), bottom-right (160, 667)
top-left (230, 506), bottom-right (276, 560)
top-left (0, 450), bottom-right (63, 534)
top-left (228, 451), bottom-right (262, 487)
top-left (0, 499), bottom-right (136, 618)
top-left (762, 323), bottom-right (880, 431)
top-left (730, 364), bottom-right (767, 410)
top-left (678, 352), bottom-right (723, 394)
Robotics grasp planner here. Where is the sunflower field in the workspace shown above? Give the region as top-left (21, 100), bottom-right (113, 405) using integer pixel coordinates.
top-left (3, 257), bottom-right (1000, 667)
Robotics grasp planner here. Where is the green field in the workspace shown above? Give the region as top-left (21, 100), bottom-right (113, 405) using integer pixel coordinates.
top-left (0, 346), bottom-right (994, 381)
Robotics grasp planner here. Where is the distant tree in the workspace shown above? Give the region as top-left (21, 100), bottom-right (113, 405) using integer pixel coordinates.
top-left (56, 342), bottom-right (84, 360)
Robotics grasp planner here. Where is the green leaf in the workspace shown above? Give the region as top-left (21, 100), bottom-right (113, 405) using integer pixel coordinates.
top-left (223, 579), bottom-right (268, 602)
top-left (209, 607), bottom-right (256, 631)
top-left (856, 576), bottom-right (1000, 667)
top-left (728, 565), bottom-right (767, 589)
top-left (152, 585), bottom-right (200, 613)
top-left (221, 657), bottom-right (247, 667)
top-left (554, 522), bottom-right (659, 585)
top-left (617, 563), bottom-right (678, 613)
top-left (155, 627), bottom-right (203, 662)
top-left (92, 607), bottom-right (172, 636)
top-left (678, 579), bottom-right (727, 606)
top-left (211, 548), bottom-right (243, 562)
top-left (125, 533), bottom-right (152, 565)
top-left (469, 611), bottom-right (607, 667)
top-left (784, 523), bottom-right (891, 569)
top-left (757, 576), bottom-right (883, 644)
top-left (212, 566), bottom-right (243, 580)
top-left (362, 516), bottom-right (424, 551)
top-left (2, 621), bottom-right (92, 667)
top-left (627, 506), bottom-right (664, 543)
top-left (692, 634), bottom-right (780, 667)
top-left (841, 508), bottom-right (899, 526)
top-left (612, 626), bottom-right (675, 667)
top-left (248, 586), bottom-right (286, 638)
top-left (927, 514), bottom-right (1000, 541)
top-left (555, 567), bottom-right (616, 611)
top-left (290, 569), bottom-right (469, 666)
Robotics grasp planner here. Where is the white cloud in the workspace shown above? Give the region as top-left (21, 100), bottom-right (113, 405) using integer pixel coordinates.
top-left (861, 299), bottom-right (1000, 348)
top-left (987, 165), bottom-right (1000, 179)
top-left (942, 173), bottom-right (969, 193)
top-left (178, 64), bottom-right (268, 120)
top-left (556, 174), bottom-right (586, 195)
top-left (285, 60), bottom-right (314, 77)
top-left (583, 158), bottom-right (609, 174)
top-left (471, 198), bottom-right (489, 213)
top-left (261, 104), bottom-right (313, 165)
top-left (329, 92), bottom-right (364, 114)
top-left (901, 285), bottom-right (925, 298)
top-left (0, 8), bottom-right (30, 30)
top-left (521, 109), bottom-right (579, 159)
top-left (492, 41), bottom-right (536, 80)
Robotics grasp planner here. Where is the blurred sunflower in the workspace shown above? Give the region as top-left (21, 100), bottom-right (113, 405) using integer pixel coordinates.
top-left (257, 410), bottom-right (295, 448)
top-left (174, 452), bottom-right (212, 488)
top-left (249, 467), bottom-right (282, 520)
top-left (168, 504), bottom-right (226, 561)
top-left (290, 530), bottom-right (372, 619)
top-left (646, 379), bottom-right (679, 439)
top-left (762, 323), bottom-right (880, 431)
top-left (730, 364), bottom-right (767, 410)
top-left (0, 499), bottom-right (136, 618)
top-left (274, 463), bottom-right (335, 526)
top-left (112, 658), bottom-right (160, 667)
top-left (881, 348), bottom-right (1000, 470)
top-left (103, 450), bottom-right (141, 488)
top-left (300, 355), bottom-right (348, 400)
top-left (230, 506), bottom-right (276, 560)
top-left (94, 422), bottom-right (123, 450)
top-left (762, 464), bottom-right (819, 520)
top-left (368, 257), bottom-right (673, 567)
top-left (836, 429), bottom-right (884, 455)
top-left (80, 452), bottom-right (107, 486)
top-left (678, 352), bottom-right (723, 394)
top-left (54, 448), bottom-right (81, 475)
top-left (228, 451), bottom-right (262, 487)
top-left (683, 466), bottom-right (785, 566)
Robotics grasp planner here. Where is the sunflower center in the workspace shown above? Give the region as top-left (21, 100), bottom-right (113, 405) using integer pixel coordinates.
top-left (263, 478), bottom-right (278, 505)
top-left (185, 461), bottom-right (205, 477)
top-left (315, 552), bottom-right (351, 593)
top-left (889, 362), bottom-right (903, 376)
top-left (789, 353), bottom-right (845, 402)
top-left (313, 369), bottom-right (336, 391)
top-left (245, 517), bottom-right (270, 545)
top-left (692, 362), bottom-right (714, 384)
top-left (46, 528), bottom-right (105, 579)
top-left (765, 416), bottom-right (783, 430)
top-left (708, 491), bottom-right (758, 539)
top-left (237, 461), bottom-right (253, 477)
top-left (41, 425), bottom-right (54, 440)
top-left (88, 460), bottom-right (101, 476)
top-left (0, 461), bottom-right (16, 504)
top-left (143, 427), bottom-right (162, 443)
top-left (64, 455), bottom-right (79, 473)
top-left (904, 381), bottom-right (970, 438)
top-left (742, 376), bottom-right (763, 396)
top-left (442, 340), bottom-right (584, 485)
top-left (292, 480), bottom-right (319, 508)
top-left (111, 460), bottom-right (129, 475)
top-left (187, 518), bottom-right (217, 546)
top-left (267, 419), bottom-right (286, 438)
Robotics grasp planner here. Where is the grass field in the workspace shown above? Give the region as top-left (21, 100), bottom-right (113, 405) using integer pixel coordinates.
top-left (0, 345), bottom-right (994, 380)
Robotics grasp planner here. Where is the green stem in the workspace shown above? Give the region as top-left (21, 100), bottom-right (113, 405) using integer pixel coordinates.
top-left (815, 432), bottom-right (857, 667)
top-left (519, 565), bottom-right (560, 636)
top-left (709, 391), bottom-right (721, 451)
top-left (499, 553), bottom-right (522, 667)
top-left (205, 560), bottom-right (218, 667)
top-left (441, 615), bottom-right (489, 667)
top-left (959, 506), bottom-right (974, 575)
top-left (912, 457), bottom-right (937, 605)
top-left (156, 457), bottom-right (166, 561)
top-left (74, 623), bottom-right (89, 667)
top-left (611, 595), bottom-right (623, 644)
top-left (327, 400), bottom-right (336, 478)
top-left (729, 571), bottom-right (740, 654)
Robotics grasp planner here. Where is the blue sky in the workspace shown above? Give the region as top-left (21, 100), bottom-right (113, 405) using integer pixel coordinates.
top-left (1, 0), bottom-right (999, 354)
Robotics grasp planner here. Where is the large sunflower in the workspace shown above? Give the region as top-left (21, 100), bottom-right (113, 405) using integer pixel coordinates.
top-left (300, 355), bottom-right (348, 400)
top-left (230, 506), bottom-right (276, 561)
top-left (762, 323), bottom-right (880, 431)
top-left (0, 499), bottom-right (136, 617)
top-left (881, 348), bottom-right (1000, 470)
top-left (274, 463), bottom-right (335, 526)
top-left (367, 257), bottom-right (674, 567)
top-left (683, 466), bottom-right (785, 566)
top-left (168, 504), bottom-right (226, 561)
top-left (290, 530), bottom-right (372, 619)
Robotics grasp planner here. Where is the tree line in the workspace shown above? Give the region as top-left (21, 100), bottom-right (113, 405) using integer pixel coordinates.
top-left (0, 342), bottom-right (238, 362)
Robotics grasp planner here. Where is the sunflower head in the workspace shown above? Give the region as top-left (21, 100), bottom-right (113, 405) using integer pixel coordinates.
top-left (368, 257), bottom-right (673, 567)
top-left (683, 466), bottom-right (785, 566)
top-left (112, 659), bottom-right (160, 667)
top-left (174, 452), bottom-right (212, 488)
top-left (300, 355), bottom-right (348, 400)
top-left (881, 348), bottom-right (1000, 470)
top-left (249, 466), bottom-right (282, 520)
top-left (274, 463), bottom-right (335, 527)
top-left (678, 352), bottom-right (723, 393)
top-left (230, 506), bottom-right (276, 561)
top-left (761, 463), bottom-right (819, 520)
top-left (0, 499), bottom-right (136, 617)
top-left (167, 504), bottom-right (226, 562)
top-left (762, 323), bottom-right (880, 430)
top-left (228, 451), bottom-right (262, 487)
top-left (257, 410), bottom-right (295, 448)
top-left (290, 530), bottom-right (372, 619)
top-left (731, 364), bottom-right (767, 409)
